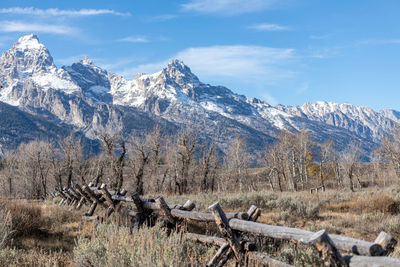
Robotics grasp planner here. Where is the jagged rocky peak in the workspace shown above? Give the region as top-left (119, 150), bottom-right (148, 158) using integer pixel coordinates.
top-left (13, 34), bottom-right (44, 51)
top-left (162, 59), bottom-right (199, 83)
top-left (1, 33), bottom-right (55, 74)
top-left (80, 56), bottom-right (95, 66)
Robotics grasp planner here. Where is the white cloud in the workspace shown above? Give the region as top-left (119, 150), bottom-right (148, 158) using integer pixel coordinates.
top-left (296, 82), bottom-right (309, 94)
top-left (0, 7), bottom-right (130, 17)
top-left (260, 93), bottom-right (278, 106)
top-left (120, 61), bottom-right (167, 78)
top-left (118, 36), bottom-right (150, 43)
top-left (55, 55), bottom-right (87, 66)
top-left (181, 0), bottom-right (280, 15)
top-left (0, 21), bottom-right (76, 35)
top-left (175, 45), bottom-right (294, 80)
top-left (119, 45), bottom-right (295, 85)
top-left (249, 23), bottom-right (290, 31)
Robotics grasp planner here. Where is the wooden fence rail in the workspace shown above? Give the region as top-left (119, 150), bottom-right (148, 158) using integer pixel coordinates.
top-left (53, 184), bottom-right (400, 267)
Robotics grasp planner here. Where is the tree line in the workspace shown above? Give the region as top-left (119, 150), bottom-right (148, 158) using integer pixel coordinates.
top-left (1, 127), bottom-right (400, 199)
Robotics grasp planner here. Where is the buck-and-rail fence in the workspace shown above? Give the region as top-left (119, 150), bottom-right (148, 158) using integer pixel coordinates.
top-left (52, 183), bottom-right (400, 267)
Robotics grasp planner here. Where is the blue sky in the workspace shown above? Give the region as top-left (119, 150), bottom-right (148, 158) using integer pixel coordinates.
top-left (0, 0), bottom-right (399, 110)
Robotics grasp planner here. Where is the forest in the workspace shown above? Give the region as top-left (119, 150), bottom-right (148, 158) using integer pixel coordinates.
top-left (1, 126), bottom-right (400, 199)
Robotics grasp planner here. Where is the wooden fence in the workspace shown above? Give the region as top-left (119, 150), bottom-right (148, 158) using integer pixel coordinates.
top-left (53, 183), bottom-right (400, 267)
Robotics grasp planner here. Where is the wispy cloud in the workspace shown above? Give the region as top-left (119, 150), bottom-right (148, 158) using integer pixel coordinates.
top-left (118, 36), bottom-right (150, 43)
top-left (55, 55), bottom-right (87, 66)
top-left (0, 21), bottom-right (76, 35)
top-left (260, 93), bottom-right (278, 106)
top-left (249, 23), bottom-right (290, 31)
top-left (181, 0), bottom-right (280, 15)
top-left (175, 45), bottom-right (294, 78)
top-left (296, 82), bottom-right (309, 94)
top-left (0, 7), bottom-right (130, 17)
top-left (119, 45), bottom-right (295, 85)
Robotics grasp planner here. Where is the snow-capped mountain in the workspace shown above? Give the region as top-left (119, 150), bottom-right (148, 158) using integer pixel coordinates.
top-left (277, 101), bottom-right (397, 142)
top-left (0, 34), bottom-right (397, 154)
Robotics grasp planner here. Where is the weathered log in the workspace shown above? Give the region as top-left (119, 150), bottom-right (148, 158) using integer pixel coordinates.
top-left (187, 232), bottom-right (282, 266)
top-left (57, 190), bottom-right (71, 204)
top-left (303, 230), bottom-right (346, 267)
top-left (63, 188), bottom-right (75, 201)
top-left (246, 251), bottom-right (294, 267)
top-left (374, 231), bottom-right (397, 255)
top-left (247, 205), bottom-right (258, 218)
top-left (207, 242), bottom-right (230, 267)
top-left (344, 255), bottom-right (400, 267)
top-left (183, 200), bottom-right (196, 211)
top-left (185, 233), bottom-right (226, 247)
top-left (83, 186), bottom-right (108, 208)
top-left (130, 192), bottom-right (151, 230)
top-left (216, 248), bottom-right (232, 267)
top-left (132, 193), bottom-right (146, 214)
top-left (64, 184), bottom-right (389, 258)
top-left (170, 209), bottom-right (249, 222)
top-left (76, 198), bottom-right (85, 210)
top-left (328, 234), bottom-right (384, 256)
top-left (251, 208), bottom-right (261, 222)
top-left (69, 199), bottom-right (76, 207)
top-left (225, 218), bottom-right (384, 256)
top-left (247, 205), bottom-right (261, 222)
top-left (56, 190), bottom-right (66, 200)
top-left (68, 188), bottom-right (81, 201)
top-left (85, 202), bottom-right (97, 216)
top-left (209, 202), bottom-right (242, 262)
top-left (82, 215), bottom-right (99, 221)
top-left (100, 184), bottom-right (115, 209)
top-left (156, 196), bottom-right (175, 225)
top-left (74, 184), bottom-right (92, 203)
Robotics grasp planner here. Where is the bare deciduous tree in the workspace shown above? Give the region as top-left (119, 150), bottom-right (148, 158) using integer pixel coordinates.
top-left (101, 133), bottom-right (127, 191)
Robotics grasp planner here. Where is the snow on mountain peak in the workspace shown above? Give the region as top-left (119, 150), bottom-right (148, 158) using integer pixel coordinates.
top-left (14, 34), bottom-right (44, 51)
top-left (161, 59), bottom-right (200, 89)
top-left (80, 56), bottom-right (94, 66)
top-left (166, 59), bottom-right (187, 70)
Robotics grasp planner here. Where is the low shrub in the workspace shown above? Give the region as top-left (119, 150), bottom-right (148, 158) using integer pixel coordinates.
top-left (74, 223), bottom-right (216, 266)
top-left (4, 200), bottom-right (44, 236)
top-left (275, 196), bottom-right (320, 221)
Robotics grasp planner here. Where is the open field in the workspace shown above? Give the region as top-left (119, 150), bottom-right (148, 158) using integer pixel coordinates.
top-left (1, 186), bottom-right (400, 266)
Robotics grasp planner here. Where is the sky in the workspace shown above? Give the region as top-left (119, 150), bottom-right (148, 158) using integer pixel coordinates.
top-left (0, 0), bottom-right (399, 111)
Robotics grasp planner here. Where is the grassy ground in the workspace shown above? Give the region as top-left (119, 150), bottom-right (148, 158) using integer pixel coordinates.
top-left (164, 187), bottom-right (400, 241)
top-left (1, 186), bottom-right (400, 266)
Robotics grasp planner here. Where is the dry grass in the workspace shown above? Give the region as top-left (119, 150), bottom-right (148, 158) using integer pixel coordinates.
top-left (0, 200), bottom-right (85, 266)
top-left (2, 186), bottom-right (400, 266)
top-left (164, 186), bottom-right (400, 251)
top-left (74, 223), bottom-right (217, 267)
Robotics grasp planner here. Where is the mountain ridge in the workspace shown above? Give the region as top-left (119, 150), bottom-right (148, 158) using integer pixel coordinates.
top-left (0, 34), bottom-right (396, 155)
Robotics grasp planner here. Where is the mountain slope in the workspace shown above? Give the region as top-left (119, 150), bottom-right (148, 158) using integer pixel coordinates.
top-left (0, 34), bottom-right (397, 155)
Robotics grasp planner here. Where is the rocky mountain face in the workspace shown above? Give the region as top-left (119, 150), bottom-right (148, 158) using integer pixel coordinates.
top-left (0, 34), bottom-right (397, 155)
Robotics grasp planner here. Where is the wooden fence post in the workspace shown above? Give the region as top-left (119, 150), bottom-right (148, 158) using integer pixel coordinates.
top-left (208, 202), bottom-right (243, 263)
top-left (247, 205), bottom-right (261, 222)
top-left (207, 242), bottom-right (230, 267)
top-left (374, 231), bottom-right (397, 255)
top-left (304, 230), bottom-right (346, 267)
top-left (155, 196), bottom-right (176, 226)
top-left (183, 200), bottom-right (196, 211)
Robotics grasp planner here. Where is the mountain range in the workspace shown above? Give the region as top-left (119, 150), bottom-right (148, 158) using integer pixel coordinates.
top-left (0, 34), bottom-right (398, 156)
